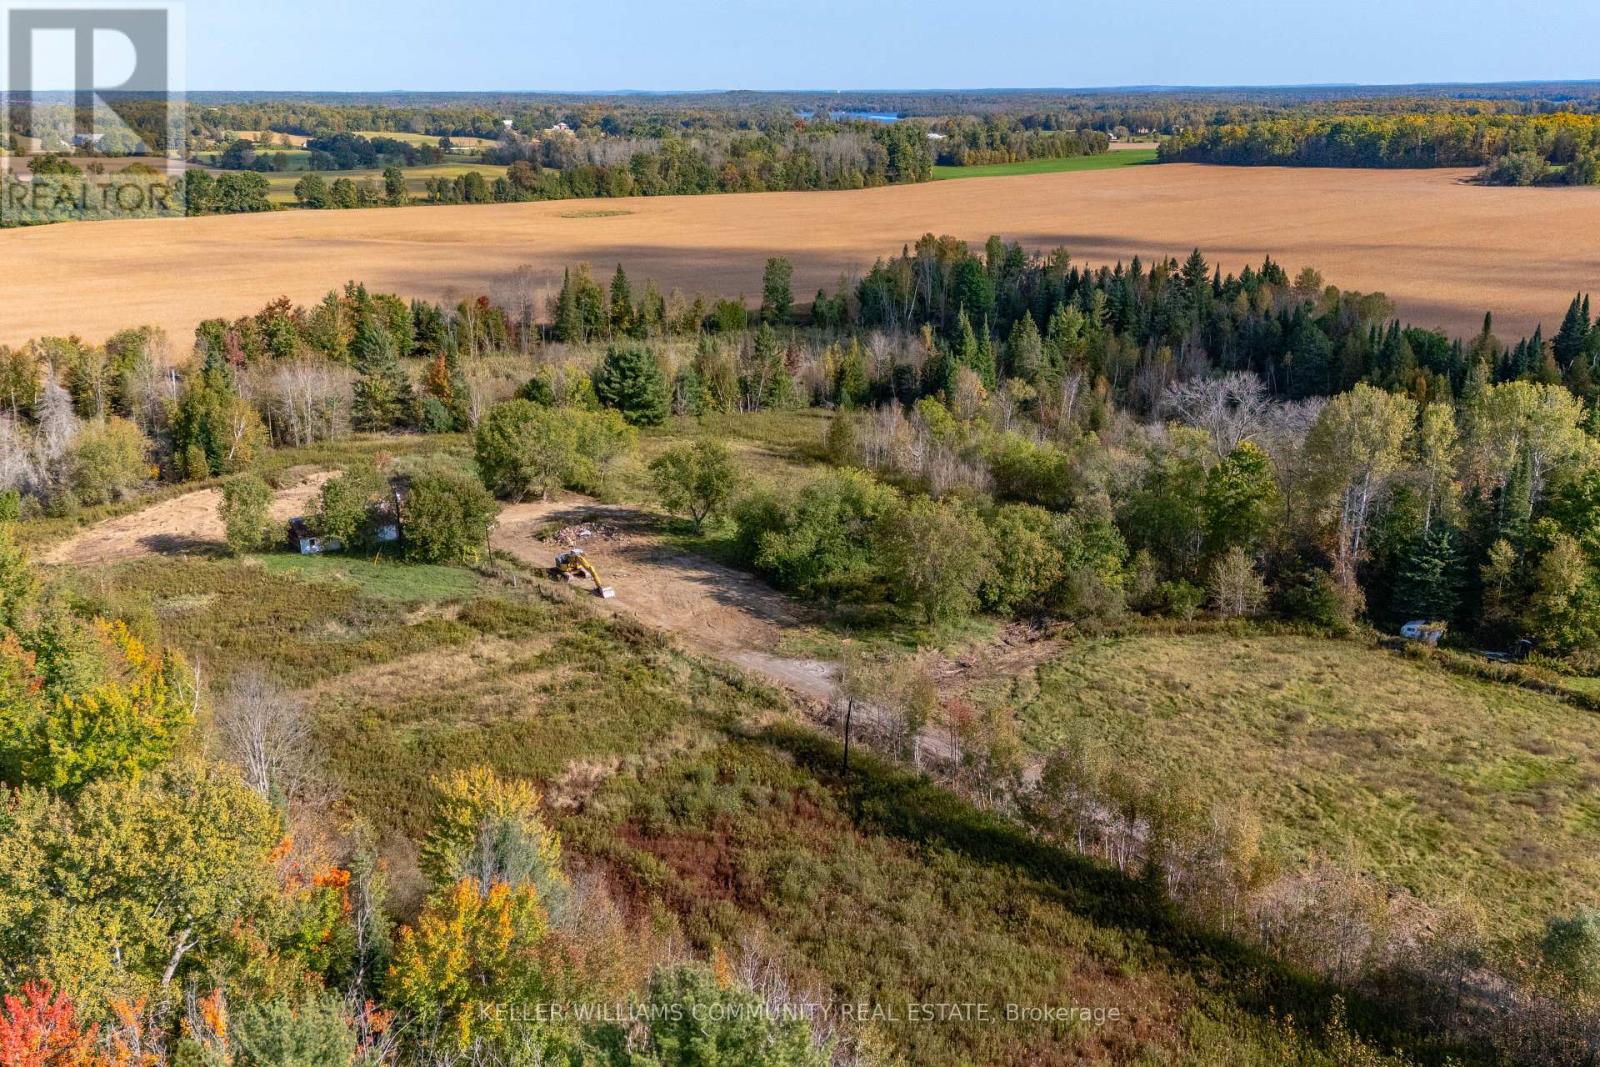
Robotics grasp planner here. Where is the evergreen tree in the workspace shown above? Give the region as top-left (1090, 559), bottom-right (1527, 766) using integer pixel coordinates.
top-left (351, 320), bottom-right (413, 431)
top-left (553, 268), bottom-right (582, 343)
top-left (609, 265), bottom-right (634, 337)
top-left (1391, 524), bottom-right (1464, 623)
top-left (1006, 312), bottom-right (1045, 385)
top-left (1554, 293), bottom-right (1591, 368)
top-left (593, 343), bottom-right (670, 426)
top-left (761, 257), bottom-right (794, 325)
top-left (1179, 248), bottom-right (1210, 309)
top-left (833, 341), bottom-right (870, 408)
top-left (952, 307), bottom-right (996, 390)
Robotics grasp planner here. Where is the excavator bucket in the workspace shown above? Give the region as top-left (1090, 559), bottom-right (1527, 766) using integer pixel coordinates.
top-left (597, 586), bottom-right (617, 599)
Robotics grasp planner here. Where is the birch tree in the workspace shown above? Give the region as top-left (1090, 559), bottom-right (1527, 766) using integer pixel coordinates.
top-left (1305, 384), bottom-right (1416, 592)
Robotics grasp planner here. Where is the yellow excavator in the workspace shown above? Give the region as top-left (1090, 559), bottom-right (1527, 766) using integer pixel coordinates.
top-left (550, 550), bottom-right (616, 599)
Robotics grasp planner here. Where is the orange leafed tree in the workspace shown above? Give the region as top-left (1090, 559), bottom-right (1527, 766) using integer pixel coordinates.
top-left (0, 982), bottom-right (97, 1067)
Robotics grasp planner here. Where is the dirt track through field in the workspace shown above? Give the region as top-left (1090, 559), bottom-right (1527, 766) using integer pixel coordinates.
top-left (492, 498), bottom-right (841, 702)
top-left (5, 165), bottom-right (1600, 347)
top-left (39, 469), bottom-right (334, 567)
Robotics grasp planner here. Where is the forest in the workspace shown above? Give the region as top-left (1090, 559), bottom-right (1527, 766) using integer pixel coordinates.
top-left (1160, 112), bottom-right (1600, 184)
top-left (7, 235), bottom-right (1600, 1065)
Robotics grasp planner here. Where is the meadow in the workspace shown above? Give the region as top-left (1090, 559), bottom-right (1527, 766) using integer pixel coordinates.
top-left (254, 162), bottom-right (506, 204)
top-left (351, 129), bottom-right (500, 149)
top-left (932, 147), bottom-right (1158, 179)
top-left (5, 164), bottom-right (1598, 349)
top-left (975, 631), bottom-right (1600, 933)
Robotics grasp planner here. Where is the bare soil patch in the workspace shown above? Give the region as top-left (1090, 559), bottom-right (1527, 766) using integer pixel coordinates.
top-left (39, 469), bottom-right (334, 567)
top-left (5, 165), bottom-right (1598, 346)
top-left (494, 497), bottom-right (837, 701)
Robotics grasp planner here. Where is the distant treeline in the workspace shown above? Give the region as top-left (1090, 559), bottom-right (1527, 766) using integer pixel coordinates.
top-left (180, 83), bottom-right (1600, 136)
top-left (15, 84), bottom-right (1600, 159)
top-left (462, 124), bottom-right (931, 200)
top-left (926, 117), bottom-right (1109, 166)
top-left (213, 132), bottom-right (443, 172)
top-left (1160, 112), bottom-right (1600, 185)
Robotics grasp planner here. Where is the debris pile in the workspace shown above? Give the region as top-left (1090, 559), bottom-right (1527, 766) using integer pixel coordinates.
top-left (553, 521), bottom-right (617, 547)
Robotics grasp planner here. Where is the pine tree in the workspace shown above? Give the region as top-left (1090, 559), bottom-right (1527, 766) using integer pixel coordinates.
top-left (976, 318), bottom-right (997, 389)
top-left (1555, 293), bottom-right (1591, 367)
top-left (609, 265), bottom-right (634, 337)
top-left (761, 257), bottom-right (794, 325)
top-left (1391, 524), bottom-right (1463, 623)
top-left (1006, 313), bottom-right (1044, 386)
top-left (1180, 248), bottom-right (1210, 311)
top-left (593, 343), bottom-right (669, 426)
top-left (834, 341), bottom-right (870, 408)
top-left (553, 268), bottom-right (582, 343)
top-left (952, 307), bottom-right (996, 389)
top-left (351, 320), bottom-right (413, 431)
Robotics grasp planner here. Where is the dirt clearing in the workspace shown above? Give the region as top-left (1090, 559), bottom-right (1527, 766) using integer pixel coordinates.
top-left (494, 498), bottom-right (839, 701)
top-left (39, 469), bottom-right (334, 567)
top-left (4, 165), bottom-right (1598, 346)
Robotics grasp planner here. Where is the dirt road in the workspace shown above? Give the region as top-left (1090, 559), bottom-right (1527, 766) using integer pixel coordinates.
top-left (39, 470), bottom-right (334, 567)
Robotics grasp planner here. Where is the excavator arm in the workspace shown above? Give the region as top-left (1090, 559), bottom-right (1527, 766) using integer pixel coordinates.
top-left (553, 550), bottom-right (615, 599)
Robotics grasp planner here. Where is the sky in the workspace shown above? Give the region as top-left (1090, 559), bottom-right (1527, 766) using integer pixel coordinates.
top-left (183, 0), bottom-right (1600, 93)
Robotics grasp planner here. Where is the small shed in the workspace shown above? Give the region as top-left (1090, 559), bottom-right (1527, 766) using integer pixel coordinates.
top-left (288, 517), bottom-right (341, 556)
top-left (1400, 620), bottom-right (1445, 647)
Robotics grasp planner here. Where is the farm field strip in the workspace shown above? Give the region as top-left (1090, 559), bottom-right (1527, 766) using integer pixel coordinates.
top-left (3, 164), bottom-right (1599, 347)
top-left (932, 147), bottom-right (1157, 178)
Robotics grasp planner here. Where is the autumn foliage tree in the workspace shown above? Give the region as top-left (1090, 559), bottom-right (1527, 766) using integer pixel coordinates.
top-left (0, 982), bottom-right (97, 1067)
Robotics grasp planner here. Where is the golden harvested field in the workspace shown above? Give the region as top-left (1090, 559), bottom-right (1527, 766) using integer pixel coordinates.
top-left (4, 164), bottom-right (1600, 347)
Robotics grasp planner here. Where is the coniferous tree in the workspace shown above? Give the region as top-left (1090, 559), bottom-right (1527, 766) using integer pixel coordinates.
top-left (1391, 524), bottom-right (1464, 623)
top-left (1554, 293), bottom-right (1591, 368)
top-left (761, 257), bottom-right (794, 325)
top-left (593, 343), bottom-right (669, 426)
top-left (1006, 313), bottom-right (1045, 386)
top-left (351, 319), bottom-right (413, 431)
top-left (609, 265), bottom-right (634, 337)
top-left (833, 341), bottom-right (870, 408)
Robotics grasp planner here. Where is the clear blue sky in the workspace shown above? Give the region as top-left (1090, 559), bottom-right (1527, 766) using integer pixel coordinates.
top-left (187, 0), bottom-right (1600, 92)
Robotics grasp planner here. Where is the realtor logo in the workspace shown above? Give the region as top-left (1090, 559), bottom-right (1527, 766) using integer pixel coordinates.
top-left (1, 1), bottom-right (185, 222)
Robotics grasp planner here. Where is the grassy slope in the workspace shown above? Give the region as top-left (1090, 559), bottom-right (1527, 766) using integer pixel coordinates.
top-left (932, 149), bottom-right (1158, 180)
top-left (53, 540), bottom-right (1438, 1066)
top-left (976, 632), bottom-right (1600, 931)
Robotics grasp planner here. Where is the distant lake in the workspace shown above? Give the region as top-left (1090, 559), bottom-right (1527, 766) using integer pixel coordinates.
top-left (797, 109), bottom-right (900, 124)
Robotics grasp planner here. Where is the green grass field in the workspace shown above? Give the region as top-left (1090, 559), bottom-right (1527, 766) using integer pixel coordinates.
top-left (932, 147), bottom-right (1158, 180)
top-left (352, 129), bottom-right (499, 149)
top-left (258, 162), bottom-right (507, 204)
top-left (976, 632), bottom-right (1600, 932)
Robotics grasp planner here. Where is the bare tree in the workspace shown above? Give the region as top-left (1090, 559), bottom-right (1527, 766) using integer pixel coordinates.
top-left (255, 357), bottom-right (352, 446)
top-left (213, 669), bottom-right (310, 803)
top-left (123, 359), bottom-right (180, 437)
top-left (1163, 371), bottom-right (1272, 458)
top-left (0, 415), bottom-right (38, 495)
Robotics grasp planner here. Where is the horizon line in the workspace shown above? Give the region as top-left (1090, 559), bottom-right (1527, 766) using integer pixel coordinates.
top-left (172, 78), bottom-right (1600, 97)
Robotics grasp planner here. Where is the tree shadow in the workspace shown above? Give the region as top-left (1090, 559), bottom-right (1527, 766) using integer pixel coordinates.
top-left (748, 720), bottom-right (1480, 1067)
